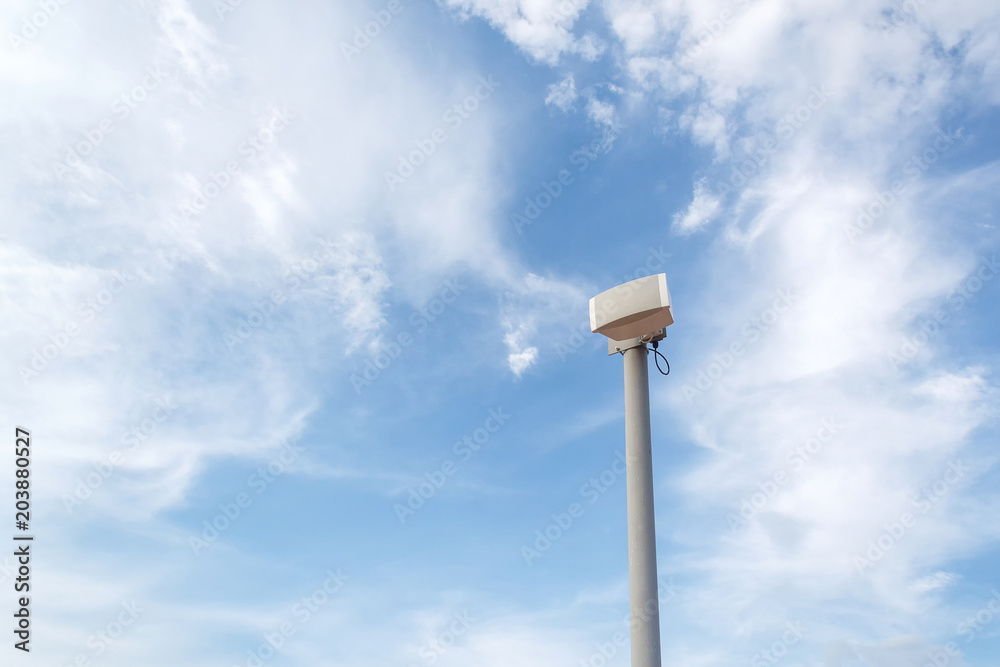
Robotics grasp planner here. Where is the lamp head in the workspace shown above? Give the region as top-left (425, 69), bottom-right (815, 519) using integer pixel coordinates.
top-left (590, 273), bottom-right (673, 354)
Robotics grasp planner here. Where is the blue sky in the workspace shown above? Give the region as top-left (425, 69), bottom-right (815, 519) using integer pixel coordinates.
top-left (2, 0), bottom-right (1000, 665)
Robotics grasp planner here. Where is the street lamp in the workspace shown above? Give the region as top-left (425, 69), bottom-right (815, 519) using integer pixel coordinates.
top-left (590, 273), bottom-right (673, 667)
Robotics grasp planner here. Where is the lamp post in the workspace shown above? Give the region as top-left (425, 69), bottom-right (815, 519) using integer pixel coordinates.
top-left (589, 273), bottom-right (673, 667)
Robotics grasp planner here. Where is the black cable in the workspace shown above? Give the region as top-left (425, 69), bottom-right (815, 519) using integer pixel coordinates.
top-left (650, 340), bottom-right (670, 376)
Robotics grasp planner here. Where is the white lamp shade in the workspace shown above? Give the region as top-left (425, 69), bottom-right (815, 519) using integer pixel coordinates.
top-left (590, 273), bottom-right (674, 341)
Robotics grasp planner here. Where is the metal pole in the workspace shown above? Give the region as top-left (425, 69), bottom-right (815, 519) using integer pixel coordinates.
top-left (623, 345), bottom-right (661, 667)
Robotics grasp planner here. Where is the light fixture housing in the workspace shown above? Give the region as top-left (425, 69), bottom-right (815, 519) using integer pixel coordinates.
top-left (590, 273), bottom-right (673, 352)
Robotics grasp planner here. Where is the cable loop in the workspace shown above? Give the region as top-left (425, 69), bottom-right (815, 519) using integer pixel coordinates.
top-left (649, 340), bottom-right (670, 376)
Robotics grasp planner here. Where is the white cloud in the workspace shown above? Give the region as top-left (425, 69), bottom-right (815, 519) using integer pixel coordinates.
top-left (910, 571), bottom-right (960, 594)
top-left (672, 177), bottom-right (721, 234)
top-left (575, 0), bottom-right (1000, 660)
top-left (497, 272), bottom-right (592, 376)
top-left (545, 74), bottom-right (578, 111)
top-left (5, 0), bottom-right (1000, 663)
top-left (297, 231), bottom-right (393, 355)
top-left (506, 343), bottom-right (539, 377)
top-left (627, 55), bottom-right (697, 94)
top-left (585, 94), bottom-right (618, 130)
top-left (442, 0), bottom-right (594, 64)
top-left (603, 0), bottom-right (682, 54)
top-left (156, 0), bottom-right (229, 90)
top-left (0, 0), bottom-right (517, 539)
top-left (678, 102), bottom-right (728, 158)
top-left (574, 32), bottom-right (607, 61)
